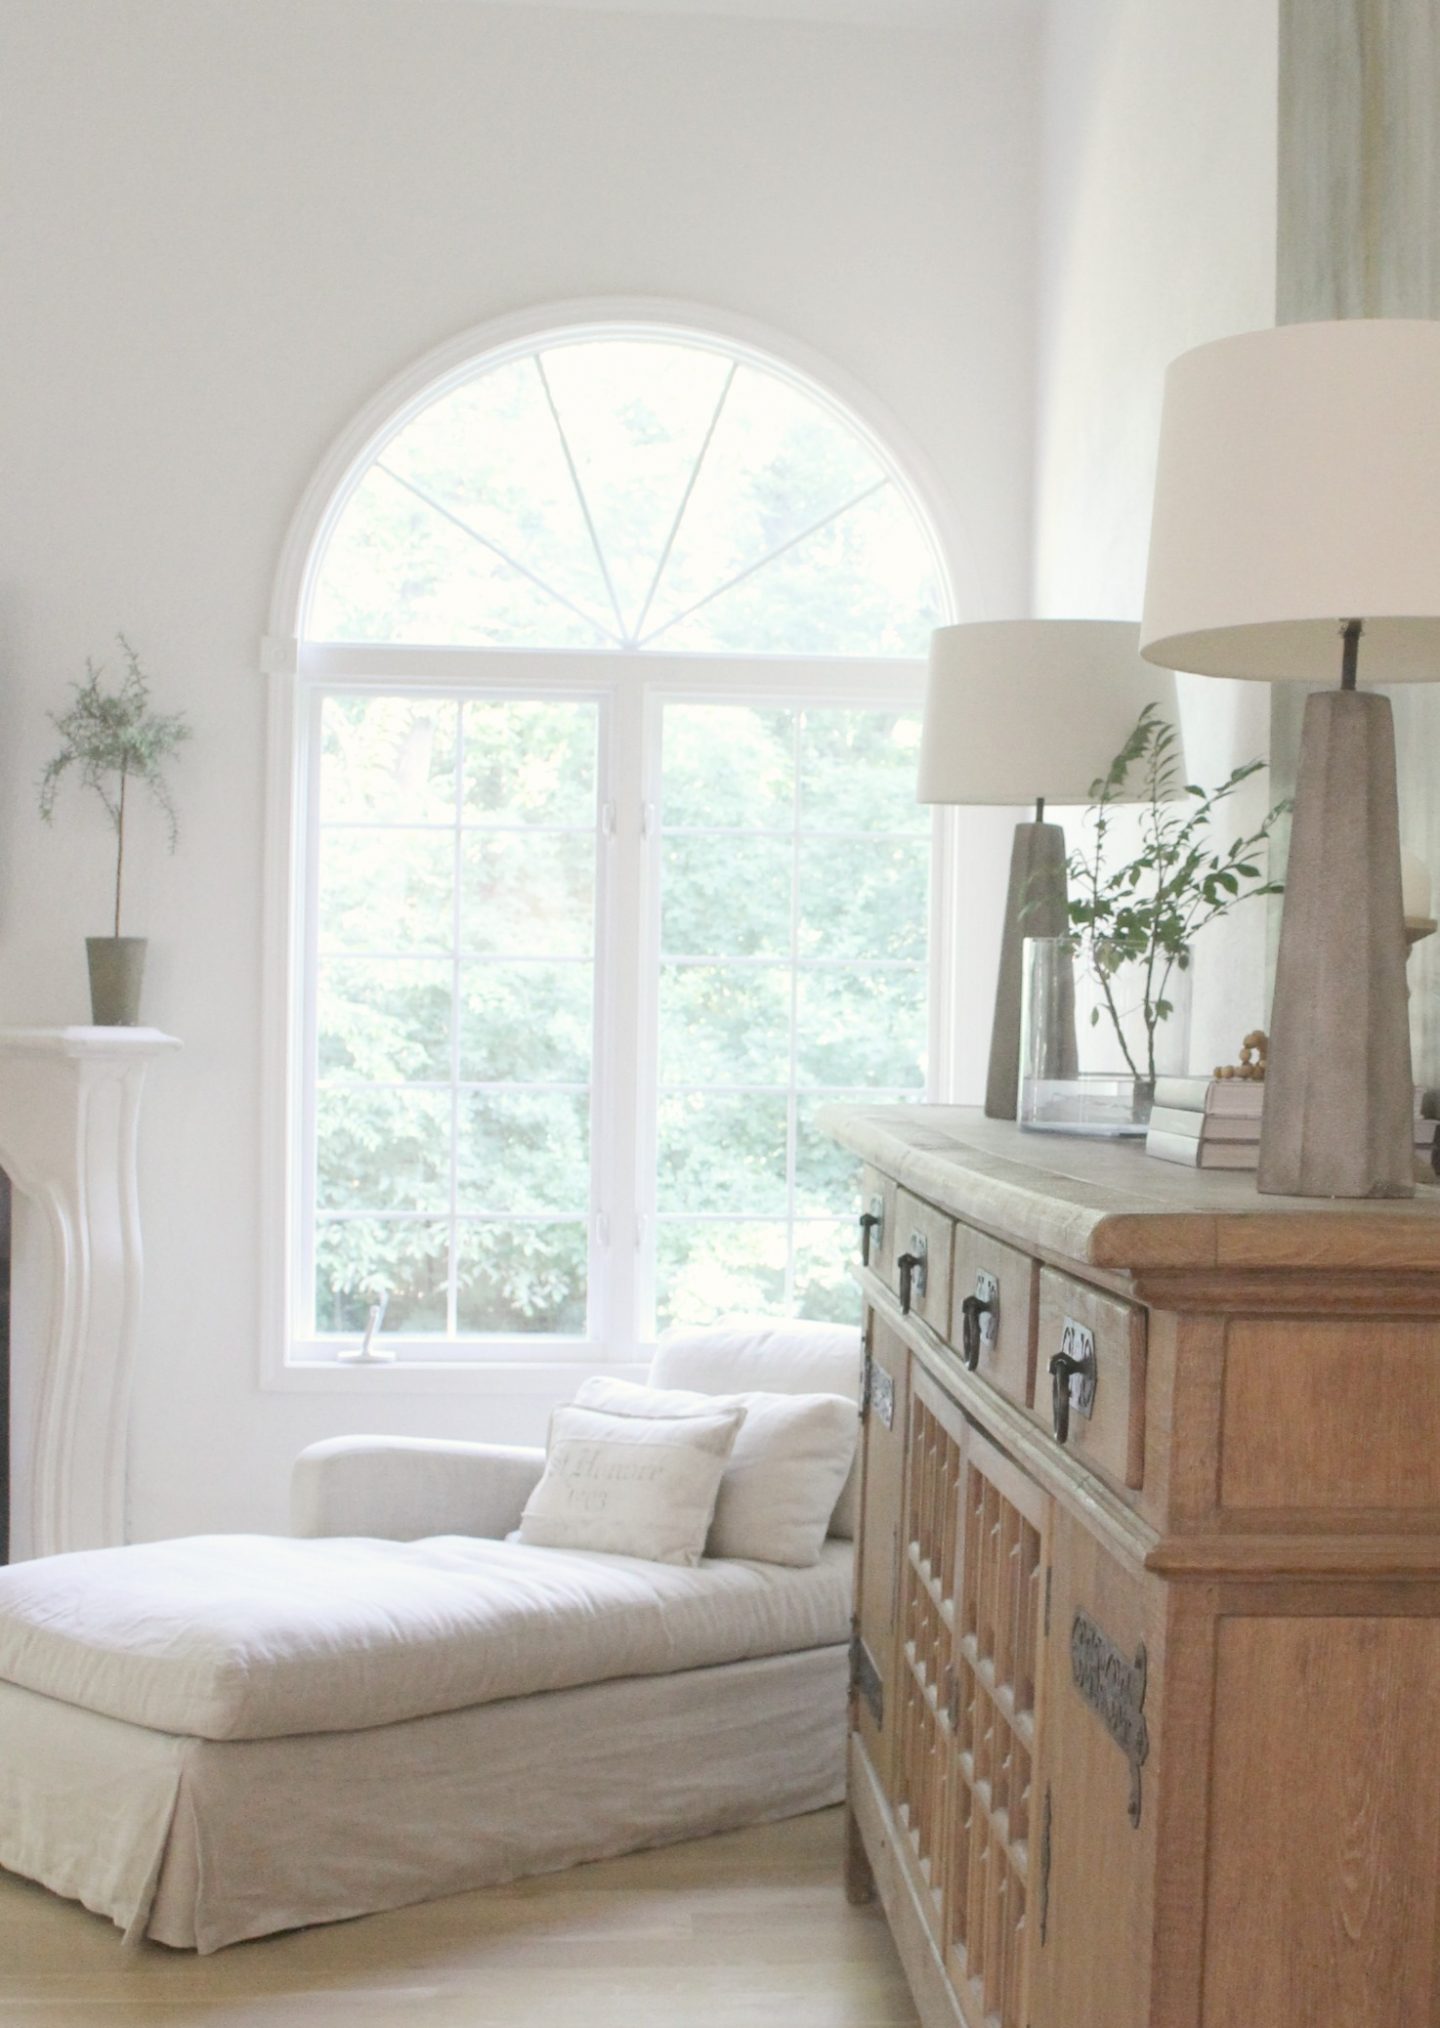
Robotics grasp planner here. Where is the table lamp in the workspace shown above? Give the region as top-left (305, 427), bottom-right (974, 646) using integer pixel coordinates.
top-left (918, 620), bottom-right (1181, 1119)
top-left (1141, 318), bottom-right (1440, 1199)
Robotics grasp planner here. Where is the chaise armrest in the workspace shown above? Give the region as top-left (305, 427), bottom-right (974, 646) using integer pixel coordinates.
top-left (291, 1436), bottom-right (546, 1542)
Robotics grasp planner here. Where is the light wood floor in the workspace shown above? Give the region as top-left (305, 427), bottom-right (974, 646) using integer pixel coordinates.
top-left (0, 1806), bottom-right (918, 2027)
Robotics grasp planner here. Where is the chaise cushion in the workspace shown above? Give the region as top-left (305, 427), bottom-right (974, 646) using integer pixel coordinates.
top-left (0, 1532), bottom-right (850, 1742)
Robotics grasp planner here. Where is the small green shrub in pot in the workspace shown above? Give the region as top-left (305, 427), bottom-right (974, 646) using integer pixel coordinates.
top-left (1020, 706), bottom-right (1290, 1137)
top-left (1064, 704), bottom-right (1289, 1088)
top-left (39, 636), bottom-right (190, 1025)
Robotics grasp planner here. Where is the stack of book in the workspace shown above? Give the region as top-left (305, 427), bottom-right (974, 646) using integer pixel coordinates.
top-left (1146, 1077), bottom-right (1439, 1170)
top-left (1145, 1077), bottom-right (1264, 1168)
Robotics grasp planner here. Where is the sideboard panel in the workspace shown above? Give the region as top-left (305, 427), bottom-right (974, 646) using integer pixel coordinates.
top-left (1029, 1503), bottom-right (1158, 2028)
top-left (1221, 1317), bottom-right (1440, 1514)
top-left (1202, 1614), bottom-right (1440, 2025)
top-left (854, 1314), bottom-right (911, 1790)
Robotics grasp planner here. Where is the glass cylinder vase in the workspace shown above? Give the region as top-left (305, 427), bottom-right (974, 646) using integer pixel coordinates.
top-left (1018, 935), bottom-right (1192, 1138)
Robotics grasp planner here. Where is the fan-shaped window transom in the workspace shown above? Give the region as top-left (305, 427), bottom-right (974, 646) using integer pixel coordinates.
top-left (307, 334), bottom-right (945, 657)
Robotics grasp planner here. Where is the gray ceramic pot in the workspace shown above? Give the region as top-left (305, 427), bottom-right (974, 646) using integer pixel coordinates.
top-left (86, 937), bottom-right (147, 1026)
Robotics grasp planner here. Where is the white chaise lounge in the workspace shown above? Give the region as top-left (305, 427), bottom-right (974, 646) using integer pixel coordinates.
top-left (0, 1320), bottom-right (858, 1952)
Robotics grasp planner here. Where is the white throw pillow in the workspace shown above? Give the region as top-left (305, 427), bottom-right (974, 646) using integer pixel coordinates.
top-left (517, 1399), bottom-right (745, 1567)
top-left (649, 1317), bottom-right (862, 1538)
top-left (575, 1377), bottom-right (857, 1567)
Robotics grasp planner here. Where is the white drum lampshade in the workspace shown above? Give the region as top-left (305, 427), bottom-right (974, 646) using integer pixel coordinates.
top-left (919, 620), bottom-right (1180, 809)
top-left (1141, 318), bottom-right (1440, 1198)
top-left (919, 620), bottom-right (1182, 1119)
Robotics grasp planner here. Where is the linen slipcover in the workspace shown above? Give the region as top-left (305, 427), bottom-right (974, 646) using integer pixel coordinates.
top-left (0, 1644), bottom-right (847, 1951)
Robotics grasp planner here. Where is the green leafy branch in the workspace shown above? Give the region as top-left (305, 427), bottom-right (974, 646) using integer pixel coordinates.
top-left (39, 637), bottom-right (191, 938)
top-left (1065, 705), bottom-right (1289, 1086)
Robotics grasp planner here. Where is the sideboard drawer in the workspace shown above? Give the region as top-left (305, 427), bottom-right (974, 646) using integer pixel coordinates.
top-left (951, 1223), bottom-right (1036, 1409)
top-left (891, 1189), bottom-right (954, 1338)
top-left (1036, 1268), bottom-right (1147, 1491)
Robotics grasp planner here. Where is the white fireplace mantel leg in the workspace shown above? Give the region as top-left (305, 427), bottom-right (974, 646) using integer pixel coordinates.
top-left (0, 1028), bottom-right (180, 1559)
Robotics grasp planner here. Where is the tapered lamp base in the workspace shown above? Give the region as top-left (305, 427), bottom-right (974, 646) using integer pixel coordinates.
top-left (986, 819), bottom-right (1069, 1120)
top-left (1258, 688), bottom-right (1414, 1199)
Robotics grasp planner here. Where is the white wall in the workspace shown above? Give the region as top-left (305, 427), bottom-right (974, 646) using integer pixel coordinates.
top-left (1032, 0), bottom-right (1279, 1074)
top-left (0, 0), bottom-right (1040, 1538)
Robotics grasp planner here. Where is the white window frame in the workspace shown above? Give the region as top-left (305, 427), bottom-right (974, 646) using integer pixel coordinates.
top-left (638, 673), bottom-right (938, 1336)
top-left (258, 301), bottom-right (965, 1394)
top-left (296, 669), bottom-right (617, 1361)
top-left (267, 645), bottom-right (937, 1390)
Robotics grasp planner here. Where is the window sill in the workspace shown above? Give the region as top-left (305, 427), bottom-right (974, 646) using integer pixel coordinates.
top-left (264, 1350), bottom-right (654, 1395)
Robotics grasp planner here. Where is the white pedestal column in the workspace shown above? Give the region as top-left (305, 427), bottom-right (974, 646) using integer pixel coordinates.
top-left (0, 1028), bottom-right (180, 1559)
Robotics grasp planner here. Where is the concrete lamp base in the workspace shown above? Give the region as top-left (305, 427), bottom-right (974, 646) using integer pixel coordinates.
top-left (985, 817), bottom-right (1069, 1121)
top-left (1258, 687), bottom-right (1415, 1199)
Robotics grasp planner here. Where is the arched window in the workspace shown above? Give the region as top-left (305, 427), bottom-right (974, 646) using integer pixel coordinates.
top-left (281, 319), bottom-right (952, 1369)
top-left (307, 332), bottom-right (944, 653)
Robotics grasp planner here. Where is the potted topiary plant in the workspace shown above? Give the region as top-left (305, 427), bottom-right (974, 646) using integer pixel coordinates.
top-left (39, 637), bottom-right (191, 1026)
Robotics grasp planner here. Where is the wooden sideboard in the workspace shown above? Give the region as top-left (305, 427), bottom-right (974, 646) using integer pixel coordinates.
top-left (823, 1104), bottom-right (1440, 2028)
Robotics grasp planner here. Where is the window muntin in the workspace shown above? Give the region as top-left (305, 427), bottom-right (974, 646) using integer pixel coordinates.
top-left (651, 701), bottom-right (928, 1333)
top-left (310, 692), bottom-right (601, 1341)
top-left (307, 336), bottom-right (945, 657)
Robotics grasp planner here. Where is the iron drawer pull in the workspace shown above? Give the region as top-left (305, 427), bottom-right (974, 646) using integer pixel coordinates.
top-left (858, 1211), bottom-right (881, 1266)
top-left (960, 1292), bottom-right (996, 1371)
top-left (897, 1251), bottom-right (924, 1316)
top-left (1049, 1349), bottom-right (1083, 1444)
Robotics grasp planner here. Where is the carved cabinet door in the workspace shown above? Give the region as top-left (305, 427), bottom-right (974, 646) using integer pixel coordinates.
top-left (1027, 1504), bottom-right (1159, 2028)
top-left (887, 1361), bottom-right (1051, 2027)
top-left (935, 1399), bottom-right (1051, 2028)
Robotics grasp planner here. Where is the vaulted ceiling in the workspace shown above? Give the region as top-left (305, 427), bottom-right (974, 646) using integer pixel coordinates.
top-left (475, 0), bottom-right (998, 21)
